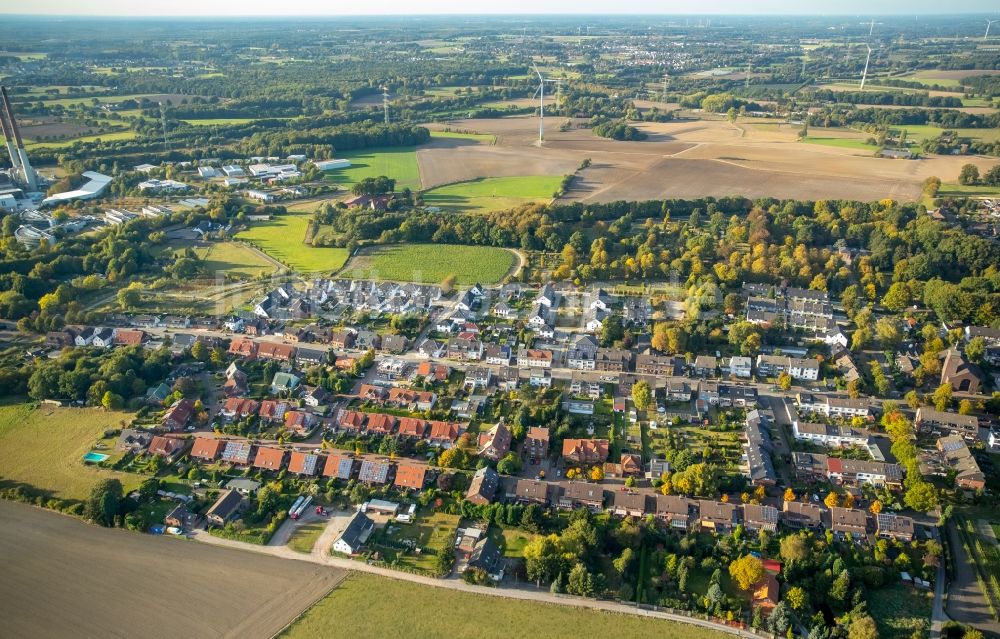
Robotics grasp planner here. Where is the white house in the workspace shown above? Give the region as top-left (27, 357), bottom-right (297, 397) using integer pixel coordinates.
top-left (729, 356), bottom-right (752, 378)
top-left (332, 511), bottom-right (374, 555)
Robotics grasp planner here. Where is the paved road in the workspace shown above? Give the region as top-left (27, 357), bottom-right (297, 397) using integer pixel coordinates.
top-left (945, 522), bottom-right (1000, 636)
top-left (930, 559), bottom-right (948, 639)
top-left (193, 529), bottom-right (764, 638)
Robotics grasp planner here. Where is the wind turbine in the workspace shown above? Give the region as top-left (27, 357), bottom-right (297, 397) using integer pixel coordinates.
top-left (531, 62), bottom-right (545, 145)
top-left (860, 45), bottom-right (873, 90)
top-left (986, 19), bottom-right (998, 40)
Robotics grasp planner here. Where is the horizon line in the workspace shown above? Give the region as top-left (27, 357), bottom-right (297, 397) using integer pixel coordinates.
top-left (1, 11), bottom-right (998, 18)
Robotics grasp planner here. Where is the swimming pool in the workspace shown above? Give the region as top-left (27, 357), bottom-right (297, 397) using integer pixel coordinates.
top-left (82, 452), bottom-right (109, 463)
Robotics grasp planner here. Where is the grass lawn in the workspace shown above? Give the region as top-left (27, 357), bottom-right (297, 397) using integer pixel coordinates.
top-left (281, 573), bottom-right (732, 639)
top-left (867, 583), bottom-right (932, 639)
top-left (321, 146), bottom-right (421, 189)
top-left (0, 401), bottom-right (139, 502)
top-left (421, 176), bottom-right (562, 214)
top-left (287, 521), bottom-right (326, 554)
top-left (192, 242), bottom-right (275, 278)
top-left (892, 124), bottom-right (1000, 143)
top-left (937, 183), bottom-right (1000, 199)
top-left (492, 526), bottom-right (539, 558)
top-left (26, 129), bottom-right (137, 149)
top-left (340, 243), bottom-right (516, 285)
top-left (802, 136), bottom-right (879, 151)
top-left (236, 213), bottom-right (348, 273)
top-left (372, 510), bottom-right (459, 571)
top-left (429, 130), bottom-right (496, 144)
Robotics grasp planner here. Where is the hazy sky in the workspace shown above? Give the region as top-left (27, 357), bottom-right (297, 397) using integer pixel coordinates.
top-left (4, 0), bottom-right (998, 16)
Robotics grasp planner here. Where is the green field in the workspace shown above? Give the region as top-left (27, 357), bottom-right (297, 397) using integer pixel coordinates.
top-left (937, 182), bottom-right (1000, 199)
top-left (890, 124), bottom-right (1000, 144)
top-left (280, 573), bottom-right (731, 639)
top-left (287, 521), bottom-right (325, 554)
top-left (421, 176), bottom-right (562, 214)
top-left (192, 242), bottom-right (275, 278)
top-left (0, 402), bottom-right (139, 502)
top-left (340, 243), bottom-right (516, 285)
top-left (321, 147), bottom-right (421, 189)
top-left (371, 510), bottom-right (460, 572)
top-left (26, 130), bottom-right (137, 149)
top-left (429, 130), bottom-right (496, 144)
top-left (182, 117), bottom-right (293, 126)
top-left (236, 213), bottom-right (348, 273)
top-left (802, 136), bottom-right (879, 151)
top-left (895, 71), bottom-right (963, 88)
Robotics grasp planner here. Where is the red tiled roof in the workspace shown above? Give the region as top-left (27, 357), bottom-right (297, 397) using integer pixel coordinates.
top-left (394, 464), bottom-right (427, 490)
top-left (191, 437), bottom-right (225, 460)
top-left (253, 447), bottom-right (286, 470)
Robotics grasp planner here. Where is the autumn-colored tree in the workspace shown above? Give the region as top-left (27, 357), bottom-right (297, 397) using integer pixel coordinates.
top-left (932, 383), bottom-right (953, 411)
top-left (844, 493), bottom-right (855, 508)
top-left (869, 500), bottom-right (882, 514)
top-left (777, 372), bottom-right (792, 391)
top-left (720, 493), bottom-right (729, 503)
top-left (728, 554), bottom-right (765, 591)
top-left (824, 491), bottom-right (839, 508)
top-left (589, 465), bottom-right (604, 482)
top-left (783, 488), bottom-right (795, 502)
top-left (753, 485), bottom-right (766, 502)
top-left (740, 492), bottom-right (750, 504)
top-left (785, 586), bottom-right (807, 611)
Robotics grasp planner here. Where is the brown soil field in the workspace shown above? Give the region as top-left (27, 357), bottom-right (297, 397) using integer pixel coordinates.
top-left (0, 501), bottom-right (345, 639)
top-left (418, 115), bottom-right (1000, 202)
top-left (20, 120), bottom-right (97, 140)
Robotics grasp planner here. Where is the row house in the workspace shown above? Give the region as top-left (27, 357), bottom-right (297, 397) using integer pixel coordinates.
top-left (517, 348), bottom-right (553, 369)
top-left (635, 352), bottom-right (675, 376)
top-left (559, 482), bottom-right (605, 511)
top-left (594, 348), bottom-right (631, 373)
top-left (447, 337), bottom-right (484, 361)
top-left (796, 393), bottom-right (870, 419)
top-left (915, 407), bottom-right (979, 440)
top-left (562, 438), bottom-right (610, 465)
top-left (258, 400), bottom-right (290, 423)
top-left (792, 421), bottom-right (871, 448)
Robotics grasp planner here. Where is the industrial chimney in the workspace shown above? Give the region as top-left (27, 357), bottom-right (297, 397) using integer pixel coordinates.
top-left (0, 86), bottom-right (37, 192)
top-left (0, 90), bottom-right (22, 175)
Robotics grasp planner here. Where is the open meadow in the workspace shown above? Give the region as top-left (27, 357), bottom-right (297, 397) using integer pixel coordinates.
top-left (0, 402), bottom-right (139, 502)
top-left (25, 129), bottom-right (137, 149)
top-left (236, 213), bottom-right (349, 273)
top-left (0, 501), bottom-right (344, 639)
top-left (321, 146), bottom-right (421, 190)
top-left (192, 241), bottom-right (276, 278)
top-left (340, 244), bottom-right (516, 285)
top-left (422, 175), bottom-right (562, 214)
top-left (280, 573), bottom-right (732, 639)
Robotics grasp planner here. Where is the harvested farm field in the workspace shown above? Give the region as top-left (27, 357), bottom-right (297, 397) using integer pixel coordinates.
top-left (419, 115), bottom-right (1000, 202)
top-left (0, 501), bottom-right (345, 639)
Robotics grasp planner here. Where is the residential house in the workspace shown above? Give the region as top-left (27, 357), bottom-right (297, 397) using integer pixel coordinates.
top-left (190, 437), bottom-right (226, 462)
top-left (635, 353), bottom-right (675, 376)
top-left (428, 420), bottom-right (460, 447)
top-left (937, 436), bottom-right (985, 490)
top-left (464, 367), bottom-right (493, 391)
top-left (525, 427), bottom-right (549, 463)
top-left (654, 495), bottom-right (694, 530)
top-left (517, 348), bottom-right (553, 369)
top-left (161, 399), bottom-right (195, 431)
top-left (253, 447), bottom-right (286, 472)
top-left (283, 410), bottom-right (317, 435)
top-left (258, 400), bottom-right (289, 424)
top-left (698, 500), bottom-right (738, 532)
top-left (447, 337), bottom-right (483, 361)
top-left (744, 410), bottom-right (777, 487)
top-left (394, 464), bottom-right (427, 491)
top-left (611, 491), bottom-right (648, 518)
top-left (415, 360), bottom-right (450, 383)
top-left (330, 330), bottom-right (356, 349)
top-left (323, 455), bottom-right (355, 480)
top-left (288, 451), bottom-right (322, 476)
top-left (257, 342), bottom-right (296, 362)
top-left (91, 327), bottom-right (116, 348)
top-left (332, 511), bottom-right (374, 555)
top-left (484, 344), bottom-right (512, 366)
top-left (381, 334), bottom-right (408, 354)
top-left (916, 407), bottom-right (979, 440)
top-left (366, 413), bottom-right (397, 436)
top-left (559, 482), bottom-right (605, 511)
top-left (495, 366), bottom-right (520, 391)
top-left (528, 369), bottom-right (552, 387)
top-left (147, 436), bottom-right (190, 463)
top-left (562, 438), bottom-right (610, 465)
top-left (742, 503), bottom-right (779, 532)
top-left (729, 356), bottom-right (752, 378)
top-left (116, 428), bottom-right (153, 454)
top-left (221, 440), bottom-right (255, 466)
top-left (753, 573), bottom-right (781, 614)
top-left (478, 422), bottom-right (512, 462)
top-left (510, 478), bottom-right (550, 505)
top-left (301, 386), bottom-right (331, 408)
top-left (467, 467), bottom-right (500, 505)
top-left (270, 372), bottom-right (300, 395)
top-left (358, 459), bottom-right (392, 485)
top-left (792, 421), bottom-right (870, 449)
top-left (397, 417), bottom-right (428, 439)
top-left (829, 507), bottom-right (870, 540)
top-left (220, 397), bottom-right (259, 422)
top-left (387, 388), bottom-right (437, 411)
top-left (594, 348), bottom-right (631, 373)
top-left (781, 500), bottom-right (824, 531)
top-left (876, 513), bottom-right (915, 542)
top-left (228, 337), bottom-right (258, 359)
top-left (114, 329), bottom-right (146, 347)
top-left (205, 489), bottom-right (244, 526)
top-left (693, 355), bottom-right (717, 376)
top-left (826, 457), bottom-right (904, 489)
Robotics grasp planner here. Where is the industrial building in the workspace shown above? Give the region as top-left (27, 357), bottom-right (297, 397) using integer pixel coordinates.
top-left (1, 85), bottom-right (45, 209)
